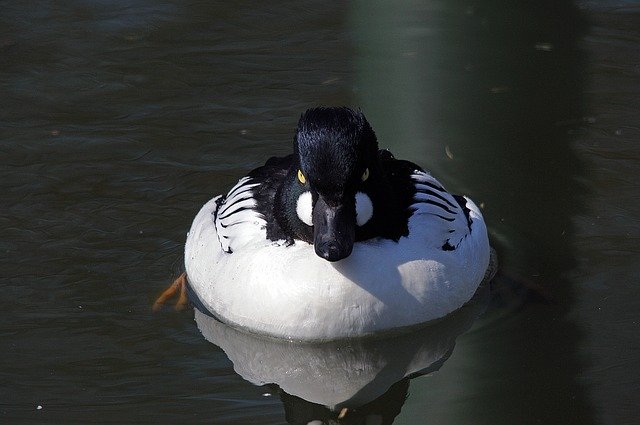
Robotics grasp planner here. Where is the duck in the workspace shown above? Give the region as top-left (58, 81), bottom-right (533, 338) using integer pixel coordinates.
top-left (154, 107), bottom-right (494, 341)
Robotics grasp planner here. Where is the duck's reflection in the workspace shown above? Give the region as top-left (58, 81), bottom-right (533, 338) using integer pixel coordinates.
top-left (194, 285), bottom-right (489, 424)
top-left (276, 379), bottom-right (410, 425)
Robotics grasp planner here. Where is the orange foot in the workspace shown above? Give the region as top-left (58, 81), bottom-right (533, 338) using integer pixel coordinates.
top-left (153, 272), bottom-right (189, 311)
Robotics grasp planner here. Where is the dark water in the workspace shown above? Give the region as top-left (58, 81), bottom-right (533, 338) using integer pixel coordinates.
top-left (2, 1), bottom-right (639, 424)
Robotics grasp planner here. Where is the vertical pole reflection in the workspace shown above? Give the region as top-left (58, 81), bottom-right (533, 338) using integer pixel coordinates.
top-left (350, 1), bottom-right (594, 423)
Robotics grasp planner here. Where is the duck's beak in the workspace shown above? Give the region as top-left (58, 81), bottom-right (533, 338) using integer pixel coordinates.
top-left (313, 195), bottom-right (355, 262)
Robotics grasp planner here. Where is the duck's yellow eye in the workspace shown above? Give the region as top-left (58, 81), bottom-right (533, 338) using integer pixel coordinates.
top-left (361, 168), bottom-right (370, 182)
top-left (297, 169), bottom-right (306, 184)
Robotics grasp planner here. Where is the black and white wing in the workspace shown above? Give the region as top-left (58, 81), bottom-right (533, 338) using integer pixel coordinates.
top-left (213, 177), bottom-right (266, 253)
top-left (409, 170), bottom-right (475, 251)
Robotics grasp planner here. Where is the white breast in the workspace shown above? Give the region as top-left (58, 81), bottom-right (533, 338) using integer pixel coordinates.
top-left (185, 186), bottom-right (491, 341)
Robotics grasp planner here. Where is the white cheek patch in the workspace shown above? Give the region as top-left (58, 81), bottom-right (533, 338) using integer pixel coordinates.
top-left (355, 192), bottom-right (373, 226)
top-left (296, 191), bottom-right (314, 226)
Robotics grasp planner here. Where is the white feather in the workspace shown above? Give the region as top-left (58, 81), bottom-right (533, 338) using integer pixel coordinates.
top-left (355, 192), bottom-right (373, 226)
top-left (296, 191), bottom-right (313, 227)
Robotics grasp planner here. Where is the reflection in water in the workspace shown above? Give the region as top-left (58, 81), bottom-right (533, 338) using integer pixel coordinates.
top-left (194, 287), bottom-right (489, 424)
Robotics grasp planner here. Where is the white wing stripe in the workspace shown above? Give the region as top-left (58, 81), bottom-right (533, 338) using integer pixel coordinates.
top-left (408, 170), bottom-right (474, 250)
top-left (214, 178), bottom-right (266, 253)
top-left (226, 177), bottom-right (259, 198)
top-left (217, 197), bottom-right (257, 220)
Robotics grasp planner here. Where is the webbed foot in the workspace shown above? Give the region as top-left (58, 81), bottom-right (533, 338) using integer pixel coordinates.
top-left (153, 272), bottom-right (189, 311)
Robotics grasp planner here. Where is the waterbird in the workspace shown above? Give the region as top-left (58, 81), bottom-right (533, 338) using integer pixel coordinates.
top-left (154, 107), bottom-right (495, 340)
